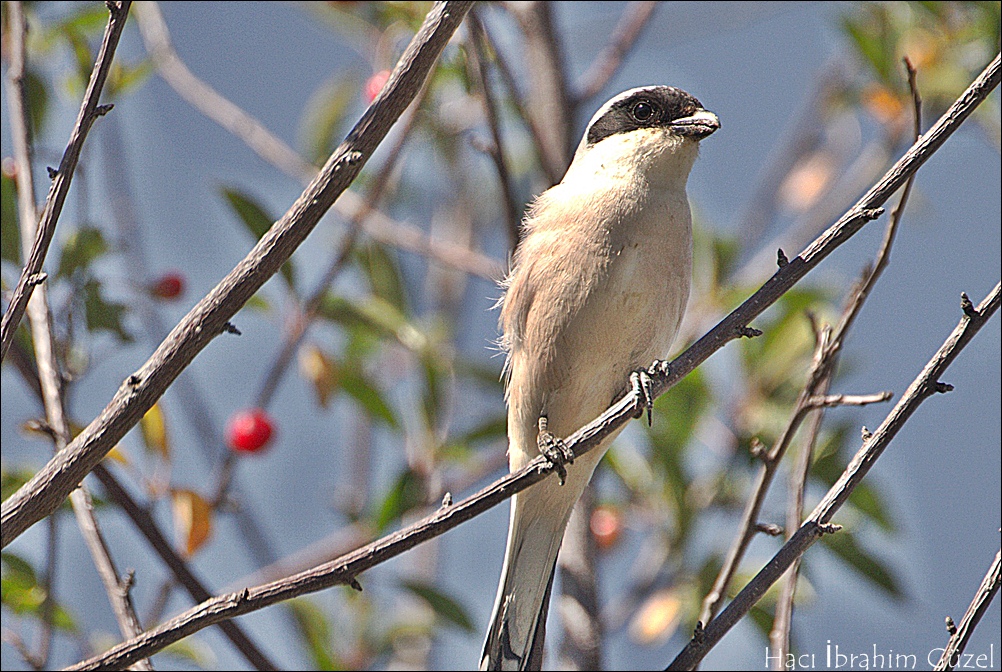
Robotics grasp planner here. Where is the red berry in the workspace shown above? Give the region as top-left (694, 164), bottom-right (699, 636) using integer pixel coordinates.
top-left (590, 505), bottom-right (623, 551)
top-left (226, 408), bottom-right (275, 454)
top-left (364, 70), bottom-right (391, 103)
top-left (150, 272), bottom-right (185, 301)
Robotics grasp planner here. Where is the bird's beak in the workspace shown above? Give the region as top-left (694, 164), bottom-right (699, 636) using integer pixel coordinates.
top-left (671, 108), bottom-right (720, 139)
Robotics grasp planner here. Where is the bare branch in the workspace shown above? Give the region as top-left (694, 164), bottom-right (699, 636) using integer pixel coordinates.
top-left (476, 18), bottom-right (562, 186)
top-left (133, 0), bottom-right (500, 280)
top-left (252, 79), bottom-right (431, 413)
top-left (1, 0), bottom-right (477, 549)
top-left (4, 5), bottom-right (150, 668)
top-left (469, 9), bottom-right (523, 247)
top-left (669, 283), bottom-right (1001, 670)
top-left (91, 465), bottom-right (279, 671)
top-left (557, 487), bottom-right (603, 670)
top-left (804, 391), bottom-right (894, 408)
top-left (933, 549), bottom-right (1002, 671)
top-left (0, 1), bottom-right (132, 362)
top-left (211, 84), bottom-right (434, 511)
top-left (60, 52), bottom-right (1002, 671)
top-left (67, 281), bottom-right (999, 671)
top-left (574, 1), bottom-right (658, 103)
top-left (506, 1), bottom-right (575, 175)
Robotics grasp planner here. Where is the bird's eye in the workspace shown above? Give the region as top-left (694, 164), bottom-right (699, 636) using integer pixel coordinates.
top-left (632, 101), bottom-right (656, 122)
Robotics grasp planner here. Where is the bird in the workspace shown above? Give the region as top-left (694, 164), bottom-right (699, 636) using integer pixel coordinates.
top-left (480, 85), bottom-right (719, 671)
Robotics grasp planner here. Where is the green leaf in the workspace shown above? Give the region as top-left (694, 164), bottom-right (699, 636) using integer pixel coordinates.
top-left (63, 26), bottom-right (96, 90)
top-left (840, 8), bottom-right (895, 84)
top-left (1, 552), bottom-right (37, 585)
top-left (318, 293), bottom-right (428, 352)
top-left (243, 294), bottom-right (272, 313)
top-left (287, 599), bottom-right (339, 671)
top-left (740, 288), bottom-right (829, 395)
top-left (24, 69), bottom-right (50, 140)
top-left (159, 638), bottom-right (215, 668)
top-left (649, 367), bottom-right (709, 462)
top-left (82, 278), bottom-right (132, 342)
top-left (356, 242), bottom-right (407, 311)
top-left (420, 353), bottom-right (444, 431)
top-left (1, 552), bottom-right (78, 632)
top-left (374, 468), bottom-right (425, 532)
top-left (822, 530), bottom-right (903, 599)
top-left (810, 427), bottom-right (897, 533)
top-left (300, 75), bottom-right (355, 166)
top-left (400, 579), bottom-right (475, 633)
top-left (57, 226), bottom-right (109, 278)
top-left (108, 58), bottom-right (154, 97)
top-left (454, 358), bottom-right (505, 391)
top-left (747, 603), bottom-right (774, 641)
top-left (221, 187), bottom-right (296, 291)
top-left (338, 366), bottom-right (398, 428)
top-left (1, 173), bottom-right (20, 263)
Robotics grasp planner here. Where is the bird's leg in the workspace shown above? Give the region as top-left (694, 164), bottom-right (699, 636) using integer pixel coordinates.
top-left (631, 360), bottom-right (671, 426)
top-left (537, 415), bottom-right (575, 485)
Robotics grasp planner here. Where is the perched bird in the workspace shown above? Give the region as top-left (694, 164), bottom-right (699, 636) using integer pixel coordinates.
top-left (481, 85), bottom-right (719, 671)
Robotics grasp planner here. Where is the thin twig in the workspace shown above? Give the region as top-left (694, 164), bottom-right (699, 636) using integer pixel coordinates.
top-left (210, 81), bottom-right (433, 509)
top-left (507, 1), bottom-right (574, 174)
top-left (1, 0), bottom-right (477, 549)
top-left (573, 1), bottom-right (658, 103)
top-left (766, 60), bottom-right (924, 664)
top-left (668, 283), bottom-right (1001, 671)
top-left (66, 282), bottom-right (1000, 672)
top-left (4, 8), bottom-right (58, 665)
top-left (252, 77), bottom-right (431, 413)
top-left (3, 36), bottom-right (997, 566)
top-left (132, 0), bottom-right (499, 280)
top-left (0, 1), bottom-right (131, 362)
top-left (698, 345), bottom-right (891, 627)
top-left (933, 549), bottom-right (1002, 671)
top-left (91, 464), bottom-right (279, 671)
top-left (733, 67), bottom-right (841, 257)
top-left (4, 5), bottom-right (150, 669)
top-left (58, 54), bottom-right (1002, 670)
top-left (830, 58), bottom-right (922, 351)
top-left (557, 488), bottom-right (603, 671)
top-left (770, 352), bottom-right (830, 670)
top-left (66, 487), bottom-right (154, 672)
top-left (469, 9), bottom-right (522, 247)
top-left (476, 18), bottom-right (561, 186)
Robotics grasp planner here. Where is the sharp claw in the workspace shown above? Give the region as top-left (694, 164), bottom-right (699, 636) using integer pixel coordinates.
top-left (537, 415), bottom-right (571, 485)
top-left (632, 360), bottom-right (671, 427)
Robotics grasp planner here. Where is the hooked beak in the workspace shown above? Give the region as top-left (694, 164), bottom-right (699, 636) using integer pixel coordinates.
top-left (671, 108), bottom-right (720, 139)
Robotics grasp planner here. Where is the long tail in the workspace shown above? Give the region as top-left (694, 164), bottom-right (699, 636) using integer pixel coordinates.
top-left (480, 470), bottom-right (588, 670)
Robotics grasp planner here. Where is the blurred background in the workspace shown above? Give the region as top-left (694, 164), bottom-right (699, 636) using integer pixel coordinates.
top-left (2, 2), bottom-right (999, 670)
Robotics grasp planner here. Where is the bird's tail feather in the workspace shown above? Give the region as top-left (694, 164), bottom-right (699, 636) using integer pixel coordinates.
top-left (480, 477), bottom-right (581, 671)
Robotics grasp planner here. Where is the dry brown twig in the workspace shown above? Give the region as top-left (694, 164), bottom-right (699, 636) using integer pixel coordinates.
top-left (0, 1), bottom-right (131, 362)
top-left (468, 9), bottom-right (522, 247)
top-left (573, 1), bottom-right (658, 103)
top-left (90, 464), bottom-right (278, 670)
top-left (59, 50), bottom-right (1002, 672)
top-left (669, 282), bottom-right (1000, 670)
top-left (132, 0), bottom-right (501, 281)
top-left (933, 548), bottom-right (1002, 671)
top-left (4, 4), bottom-right (151, 669)
top-left (2, 0), bottom-right (477, 549)
top-left (208, 80), bottom-right (435, 509)
top-left (768, 57), bottom-right (924, 667)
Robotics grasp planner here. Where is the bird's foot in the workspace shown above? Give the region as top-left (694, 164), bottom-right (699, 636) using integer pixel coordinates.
top-left (631, 360), bottom-right (671, 426)
top-left (537, 416), bottom-right (574, 485)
